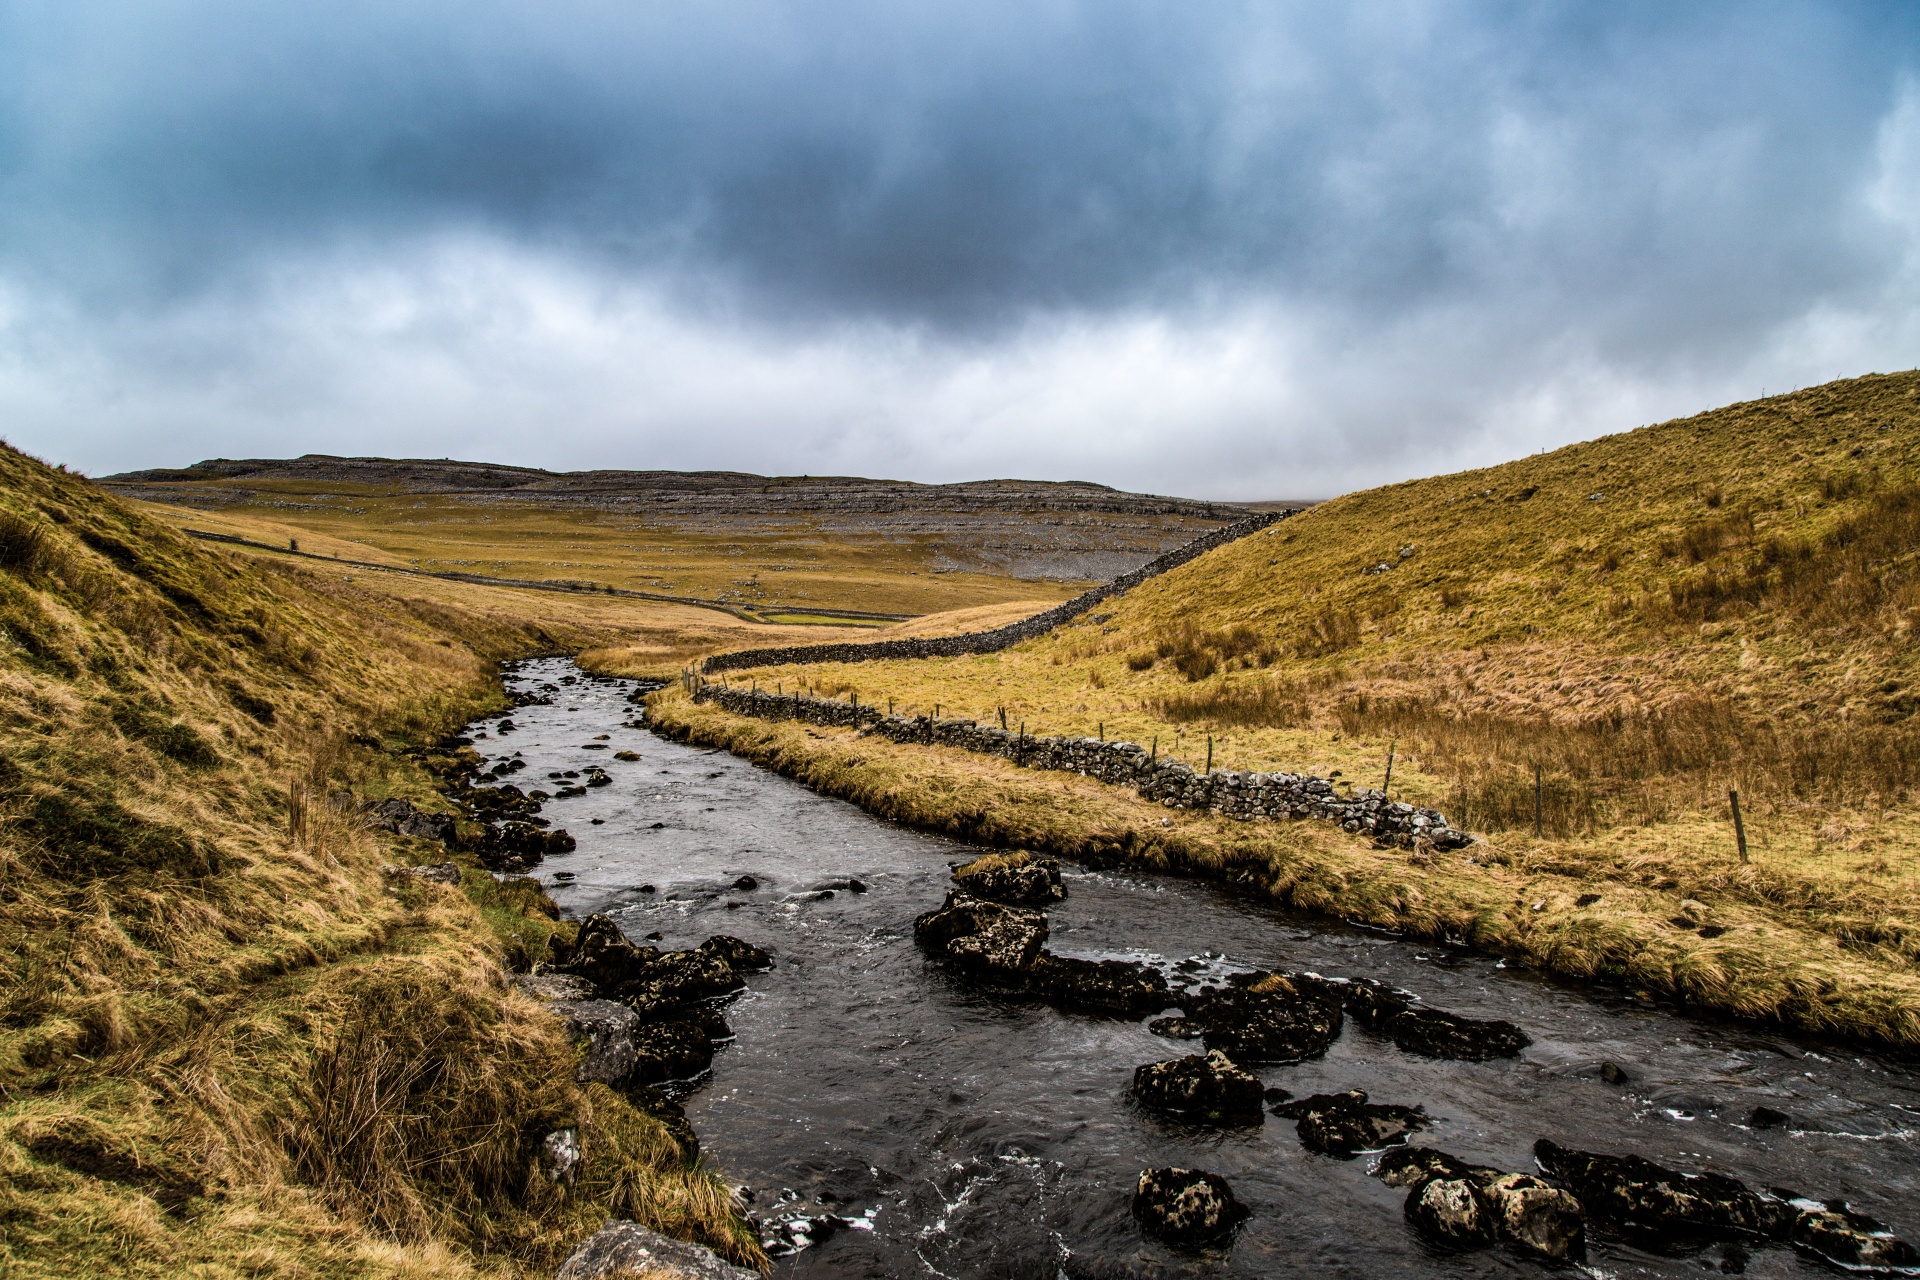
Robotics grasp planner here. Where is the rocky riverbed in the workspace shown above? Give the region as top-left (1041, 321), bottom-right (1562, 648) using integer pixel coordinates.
top-left (463, 658), bottom-right (1920, 1278)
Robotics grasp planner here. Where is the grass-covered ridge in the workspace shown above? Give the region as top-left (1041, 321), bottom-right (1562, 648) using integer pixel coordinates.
top-left (0, 445), bottom-right (759, 1278)
top-left (603, 372), bottom-right (1920, 1045)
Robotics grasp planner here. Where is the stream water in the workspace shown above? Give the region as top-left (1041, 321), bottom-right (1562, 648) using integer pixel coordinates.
top-left (471, 658), bottom-right (1920, 1278)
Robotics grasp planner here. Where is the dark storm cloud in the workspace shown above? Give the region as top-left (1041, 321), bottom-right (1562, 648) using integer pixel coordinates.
top-left (0, 1), bottom-right (1915, 490)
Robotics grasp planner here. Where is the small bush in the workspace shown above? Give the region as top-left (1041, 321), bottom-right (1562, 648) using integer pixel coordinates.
top-left (1125, 651), bottom-right (1155, 672)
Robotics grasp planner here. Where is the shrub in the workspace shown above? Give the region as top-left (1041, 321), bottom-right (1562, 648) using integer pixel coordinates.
top-left (0, 510), bottom-right (48, 576)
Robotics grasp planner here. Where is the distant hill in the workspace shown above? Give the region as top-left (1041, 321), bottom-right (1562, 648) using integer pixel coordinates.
top-left (100, 457), bottom-right (1260, 586)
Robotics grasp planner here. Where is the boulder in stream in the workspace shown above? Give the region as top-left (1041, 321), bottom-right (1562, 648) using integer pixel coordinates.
top-left (912, 892), bottom-right (1048, 979)
top-left (1274, 1089), bottom-right (1427, 1156)
top-left (1406, 1173), bottom-right (1495, 1249)
top-left (1187, 972), bottom-right (1343, 1064)
top-left (952, 850), bottom-right (1067, 905)
top-left (1133, 1167), bottom-right (1248, 1248)
top-left (1391, 1007), bottom-right (1530, 1061)
top-left (559, 914), bottom-right (662, 994)
top-left (1533, 1139), bottom-right (1793, 1246)
top-left (617, 947), bottom-right (746, 1010)
top-left (1790, 1205), bottom-right (1920, 1274)
top-left (1376, 1148), bottom-right (1586, 1262)
top-left (1024, 953), bottom-right (1172, 1017)
top-left (699, 934), bottom-right (774, 973)
top-left (626, 1019), bottom-right (719, 1085)
top-left (1131, 1050), bottom-right (1263, 1127)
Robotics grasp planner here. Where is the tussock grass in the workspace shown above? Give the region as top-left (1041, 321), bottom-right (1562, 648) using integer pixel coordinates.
top-left (0, 445), bottom-right (762, 1278)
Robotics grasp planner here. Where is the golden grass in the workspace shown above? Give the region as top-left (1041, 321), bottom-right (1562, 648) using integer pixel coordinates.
top-left (611, 373), bottom-right (1920, 1046)
top-left (120, 488), bottom-right (1093, 620)
top-left (0, 448), bottom-right (762, 1278)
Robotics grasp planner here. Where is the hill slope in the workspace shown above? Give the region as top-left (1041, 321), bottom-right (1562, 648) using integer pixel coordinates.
top-left (99, 458), bottom-right (1254, 616)
top-left (616, 371), bottom-right (1920, 1043)
top-left (0, 447), bottom-right (756, 1277)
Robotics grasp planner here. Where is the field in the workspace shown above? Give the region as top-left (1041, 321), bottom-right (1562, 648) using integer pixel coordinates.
top-left (100, 460), bottom-right (1242, 624)
top-left (0, 447), bottom-right (764, 1278)
top-left (597, 371), bottom-right (1920, 1045)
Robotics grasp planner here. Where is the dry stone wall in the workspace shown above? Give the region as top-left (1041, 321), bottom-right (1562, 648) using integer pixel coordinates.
top-left (700, 510), bottom-right (1288, 674)
top-left (687, 681), bottom-right (1473, 848)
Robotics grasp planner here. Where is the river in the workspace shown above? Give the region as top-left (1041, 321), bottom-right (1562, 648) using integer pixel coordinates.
top-left (471, 658), bottom-right (1920, 1278)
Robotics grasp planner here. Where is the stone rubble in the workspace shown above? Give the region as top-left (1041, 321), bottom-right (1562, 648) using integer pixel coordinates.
top-left (691, 681), bottom-right (1474, 849)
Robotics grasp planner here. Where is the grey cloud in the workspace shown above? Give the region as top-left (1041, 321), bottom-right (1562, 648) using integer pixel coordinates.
top-left (0, 1), bottom-right (1916, 488)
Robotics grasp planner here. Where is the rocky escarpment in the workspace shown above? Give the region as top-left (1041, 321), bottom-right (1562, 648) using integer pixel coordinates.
top-left (699, 511), bottom-right (1285, 672)
top-left (689, 681), bottom-right (1472, 849)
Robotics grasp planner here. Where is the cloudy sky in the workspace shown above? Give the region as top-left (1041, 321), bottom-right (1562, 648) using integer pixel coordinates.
top-left (0, 1), bottom-right (1916, 498)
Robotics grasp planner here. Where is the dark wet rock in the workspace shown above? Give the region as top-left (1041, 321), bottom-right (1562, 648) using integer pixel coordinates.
top-left (619, 1082), bottom-right (700, 1157)
top-left (700, 934), bottom-right (774, 973)
top-left (912, 892), bottom-right (1048, 980)
top-left (1149, 1015), bottom-right (1204, 1040)
top-left (1747, 1105), bottom-right (1790, 1129)
top-left (618, 948), bottom-right (745, 1009)
top-left (731, 874), bottom-right (759, 891)
top-left (1407, 1176), bottom-right (1495, 1249)
top-left (476, 821), bottom-right (575, 873)
top-left (1275, 1089), bottom-right (1427, 1156)
top-left (550, 998), bottom-right (643, 1084)
top-left (560, 913), bottom-right (662, 994)
top-left (1188, 973), bottom-right (1343, 1064)
top-left (1790, 1206), bottom-right (1920, 1274)
top-left (627, 1019), bottom-right (718, 1084)
top-left (613, 749), bottom-right (641, 761)
top-left (1392, 1007), bottom-right (1530, 1061)
top-left (1600, 1060), bottom-right (1632, 1086)
top-left (1340, 977), bottom-right (1415, 1029)
top-left (952, 850), bottom-right (1067, 906)
top-left (366, 797), bottom-right (457, 842)
top-left (1533, 1139), bottom-right (1793, 1246)
top-left (555, 1219), bottom-right (758, 1280)
top-left (1373, 1146), bottom-right (1485, 1188)
top-left (1481, 1172), bottom-right (1587, 1261)
top-left (1131, 1050), bottom-right (1263, 1127)
top-left (1132, 1167), bottom-right (1248, 1248)
top-left (1024, 952), bottom-right (1172, 1017)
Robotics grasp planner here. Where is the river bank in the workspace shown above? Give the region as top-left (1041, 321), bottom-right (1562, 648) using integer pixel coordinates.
top-left (621, 681), bottom-right (1920, 1052)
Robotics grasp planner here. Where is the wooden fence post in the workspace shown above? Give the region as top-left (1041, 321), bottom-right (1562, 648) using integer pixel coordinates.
top-left (1382, 740), bottom-right (1396, 796)
top-left (1205, 734), bottom-right (1213, 774)
top-left (1730, 788), bottom-right (1749, 864)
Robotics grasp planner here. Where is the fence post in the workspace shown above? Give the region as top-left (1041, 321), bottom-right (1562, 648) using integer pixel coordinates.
top-left (1151, 735), bottom-right (1157, 762)
top-left (1206, 734), bottom-right (1213, 774)
top-left (1730, 788), bottom-right (1749, 864)
top-left (1534, 764), bottom-right (1543, 838)
top-left (1382, 740), bottom-right (1396, 796)
top-left (999, 706), bottom-right (1007, 729)
top-left (1098, 722), bottom-right (1104, 741)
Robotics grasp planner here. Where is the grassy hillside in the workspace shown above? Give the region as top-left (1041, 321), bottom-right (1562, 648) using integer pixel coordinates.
top-left (100, 460), bottom-right (1238, 621)
top-left (608, 371), bottom-right (1920, 1044)
top-left (0, 447), bottom-right (759, 1277)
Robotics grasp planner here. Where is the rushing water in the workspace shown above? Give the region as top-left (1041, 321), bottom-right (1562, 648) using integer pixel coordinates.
top-left (472, 659), bottom-right (1920, 1278)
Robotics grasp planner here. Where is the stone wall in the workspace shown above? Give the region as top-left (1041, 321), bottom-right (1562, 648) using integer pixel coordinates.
top-left (686, 681), bottom-right (1473, 848)
top-left (700, 510), bottom-right (1288, 674)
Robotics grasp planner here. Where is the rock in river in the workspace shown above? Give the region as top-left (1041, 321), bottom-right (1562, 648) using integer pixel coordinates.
top-left (1132, 1050), bottom-right (1263, 1127)
top-left (1274, 1089), bottom-right (1427, 1156)
top-left (1791, 1205), bottom-right (1920, 1274)
top-left (1133, 1167), bottom-right (1248, 1249)
top-left (1024, 952), bottom-right (1171, 1017)
top-left (952, 849), bottom-right (1067, 905)
top-left (1376, 1147), bottom-right (1586, 1262)
top-left (1186, 972), bottom-right (1343, 1064)
top-left (699, 933), bottom-right (774, 973)
top-left (627, 1019), bottom-right (719, 1085)
top-left (559, 913), bottom-right (661, 994)
top-left (913, 892), bottom-right (1048, 980)
top-left (1532, 1139), bottom-right (1792, 1246)
top-left (1391, 1007), bottom-right (1530, 1061)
